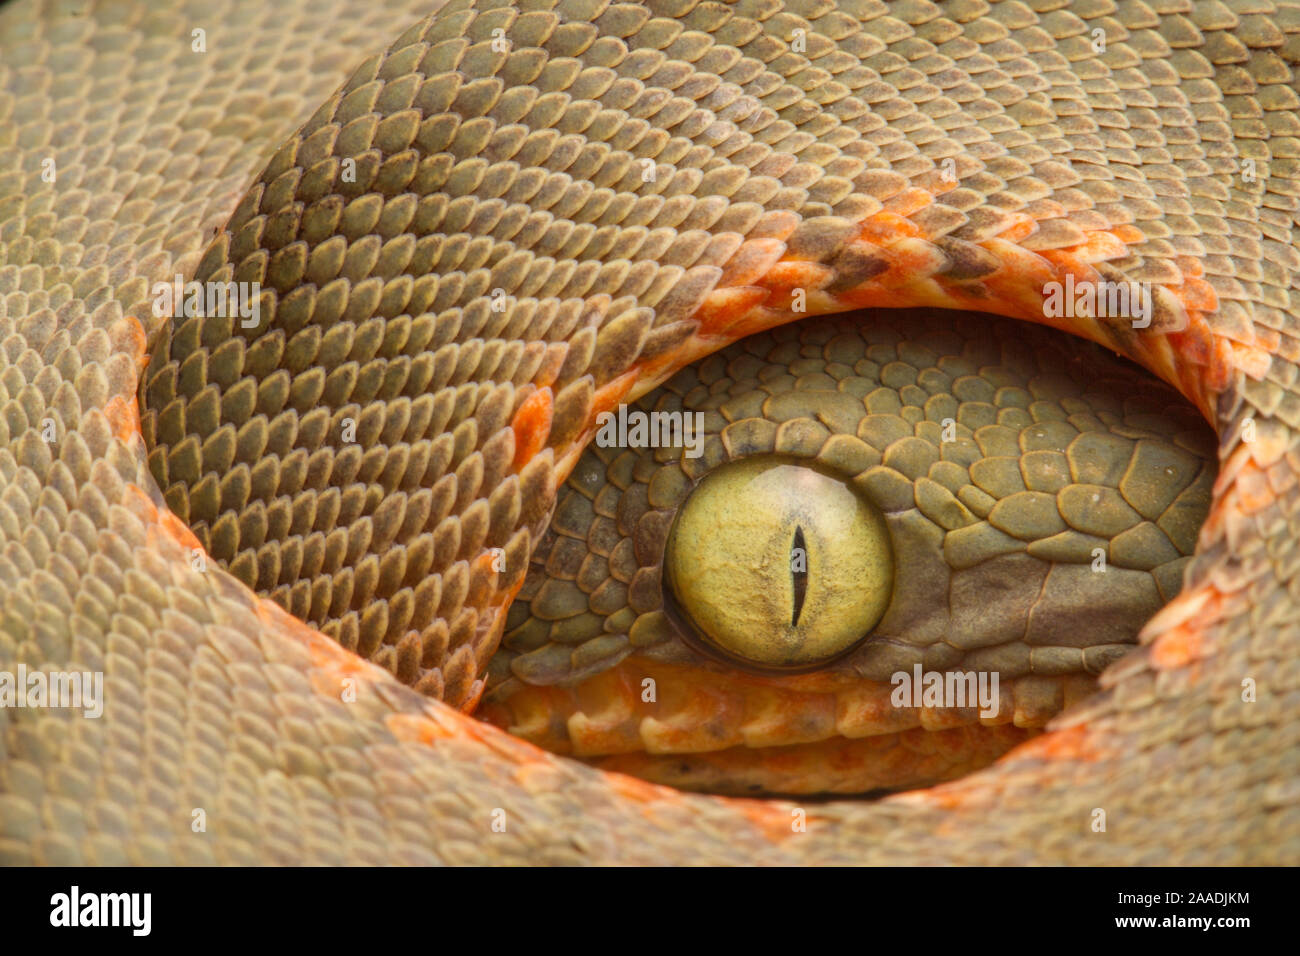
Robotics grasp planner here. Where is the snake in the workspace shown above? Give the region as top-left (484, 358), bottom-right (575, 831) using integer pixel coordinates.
top-left (0, 0), bottom-right (1297, 865)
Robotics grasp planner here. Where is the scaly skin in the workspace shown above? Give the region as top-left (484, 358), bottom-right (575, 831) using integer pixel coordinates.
top-left (0, 0), bottom-right (1297, 864)
top-left (486, 311), bottom-right (1218, 796)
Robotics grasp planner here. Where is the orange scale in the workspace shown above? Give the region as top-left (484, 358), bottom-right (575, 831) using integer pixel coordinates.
top-left (695, 285), bottom-right (771, 335)
top-left (881, 186), bottom-right (938, 219)
top-left (994, 215), bottom-right (1038, 244)
top-left (1149, 611), bottom-right (1214, 672)
top-left (1175, 254), bottom-right (1206, 278)
top-left (718, 238), bottom-right (787, 286)
top-left (509, 386), bottom-right (553, 471)
top-left (857, 211), bottom-right (923, 244)
top-left (1181, 275), bottom-right (1219, 313)
top-left (103, 393), bottom-right (141, 443)
top-left (759, 259), bottom-right (834, 291)
top-left (1110, 223), bottom-right (1146, 244)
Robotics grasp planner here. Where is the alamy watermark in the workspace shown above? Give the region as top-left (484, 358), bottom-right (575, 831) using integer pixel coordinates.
top-left (0, 665), bottom-right (103, 718)
top-left (890, 664), bottom-right (999, 719)
top-left (1043, 275), bottom-right (1152, 328)
top-left (594, 405), bottom-right (705, 458)
top-left (152, 274), bottom-right (261, 328)
top-left (50, 886), bottom-right (150, 936)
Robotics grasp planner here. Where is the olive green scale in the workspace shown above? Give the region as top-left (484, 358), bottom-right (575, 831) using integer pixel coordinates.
top-left (492, 308), bottom-right (1215, 698)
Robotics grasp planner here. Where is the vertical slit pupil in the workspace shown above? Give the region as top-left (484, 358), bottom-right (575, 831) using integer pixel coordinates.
top-left (791, 526), bottom-right (808, 626)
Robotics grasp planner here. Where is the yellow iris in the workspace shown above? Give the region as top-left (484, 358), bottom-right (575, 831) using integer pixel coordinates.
top-left (663, 457), bottom-right (895, 671)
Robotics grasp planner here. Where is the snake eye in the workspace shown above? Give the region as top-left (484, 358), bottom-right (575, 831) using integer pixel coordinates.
top-left (663, 457), bottom-right (894, 672)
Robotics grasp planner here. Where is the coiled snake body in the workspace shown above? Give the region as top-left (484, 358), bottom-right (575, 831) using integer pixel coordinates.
top-left (0, 0), bottom-right (1297, 863)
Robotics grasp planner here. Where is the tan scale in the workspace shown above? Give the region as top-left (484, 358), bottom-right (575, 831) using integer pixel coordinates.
top-left (0, 0), bottom-right (1296, 862)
